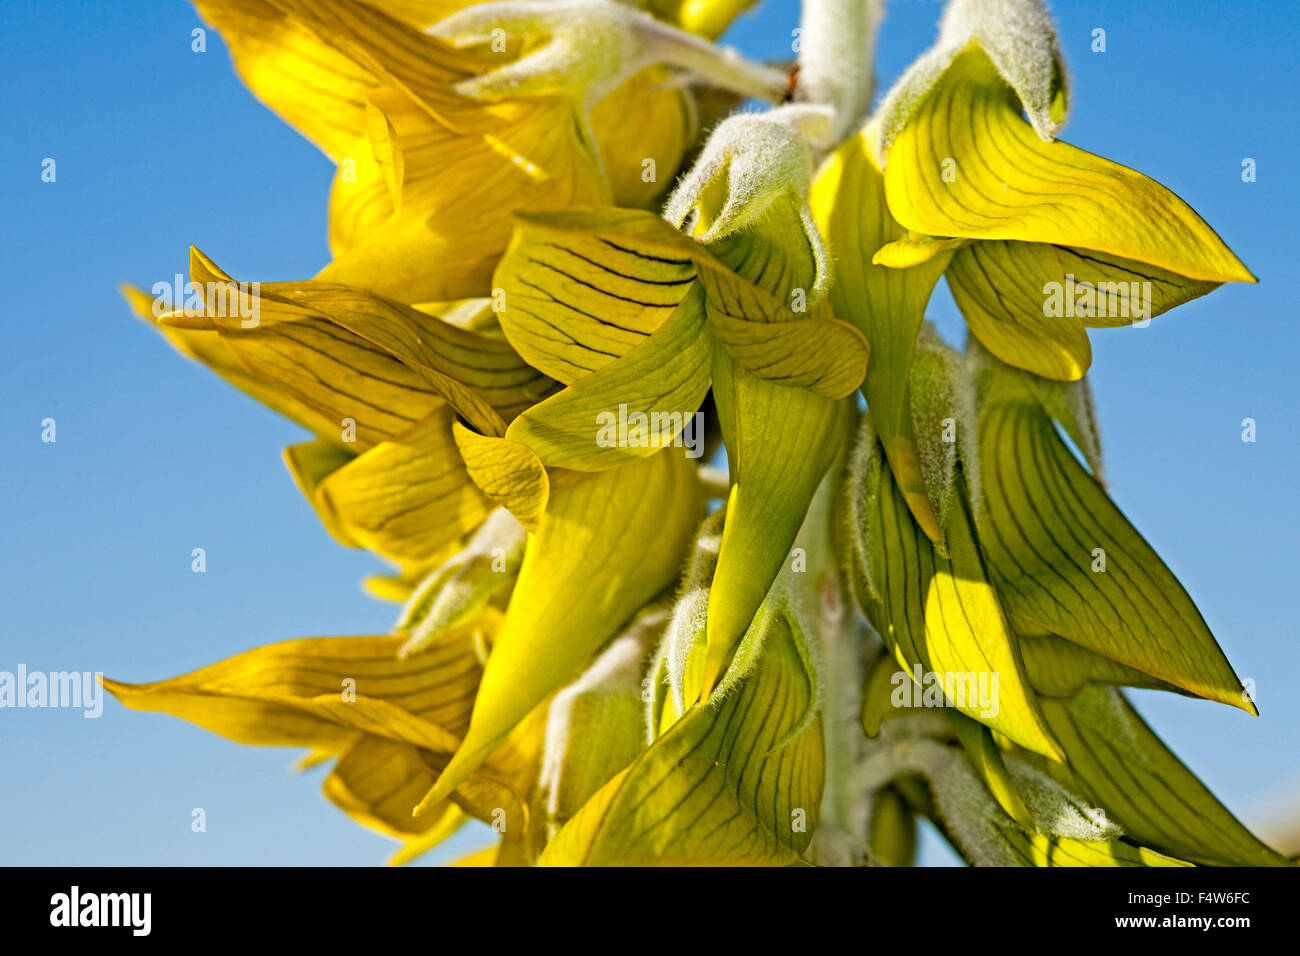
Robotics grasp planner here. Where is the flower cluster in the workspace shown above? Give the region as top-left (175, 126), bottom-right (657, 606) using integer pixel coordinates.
top-left (112, 0), bottom-right (1287, 866)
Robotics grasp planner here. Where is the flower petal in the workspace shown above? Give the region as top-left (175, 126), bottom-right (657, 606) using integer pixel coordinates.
top-left (811, 134), bottom-right (954, 539)
top-left (539, 614), bottom-right (823, 865)
top-left (703, 349), bottom-right (852, 694)
top-left (505, 283), bottom-right (714, 469)
top-left (884, 47), bottom-right (1254, 284)
top-left (417, 451), bottom-right (704, 810)
top-left (1034, 687), bottom-right (1290, 867)
top-left (847, 435), bottom-right (1062, 759)
top-left (947, 241), bottom-right (1093, 381)
top-left (493, 208), bottom-right (702, 383)
top-left (976, 360), bottom-right (1255, 711)
top-left (314, 408), bottom-right (494, 563)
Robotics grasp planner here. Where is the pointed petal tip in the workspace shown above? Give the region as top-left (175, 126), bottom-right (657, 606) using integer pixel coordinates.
top-left (413, 739), bottom-right (493, 817)
top-left (155, 310), bottom-right (217, 330)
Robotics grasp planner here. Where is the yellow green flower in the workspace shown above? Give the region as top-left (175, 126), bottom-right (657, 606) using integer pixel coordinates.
top-left (108, 0), bottom-right (1291, 867)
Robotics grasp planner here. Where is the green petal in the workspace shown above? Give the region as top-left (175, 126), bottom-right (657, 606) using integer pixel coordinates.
top-left (811, 133), bottom-right (954, 539)
top-left (851, 437), bottom-right (1062, 759)
top-left (996, 829), bottom-right (1190, 868)
top-left (539, 614), bottom-right (823, 865)
top-left (946, 241), bottom-right (1093, 381)
top-left (705, 308), bottom-right (867, 400)
top-left (283, 436), bottom-right (355, 506)
top-left (493, 208), bottom-right (702, 384)
top-left (1034, 687), bottom-right (1290, 867)
top-left (504, 283), bottom-right (714, 469)
top-left (1021, 633), bottom-right (1182, 698)
top-left (265, 276), bottom-right (552, 433)
top-left (867, 787), bottom-right (918, 867)
top-left (1045, 245), bottom-right (1221, 330)
top-left (947, 710), bottom-right (1033, 828)
top-left (177, 249), bottom-right (545, 444)
top-left (884, 47), bottom-right (1254, 284)
top-left (417, 451), bottom-right (704, 811)
top-left (703, 348), bottom-right (851, 694)
top-left (451, 422), bottom-right (552, 533)
top-left (977, 362), bottom-right (1255, 712)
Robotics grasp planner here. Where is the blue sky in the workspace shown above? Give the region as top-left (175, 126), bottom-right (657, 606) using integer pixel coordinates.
top-left (1, 0), bottom-right (1296, 866)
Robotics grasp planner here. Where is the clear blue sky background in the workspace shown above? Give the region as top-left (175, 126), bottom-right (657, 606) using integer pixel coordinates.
top-left (1, 0), bottom-right (1296, 866)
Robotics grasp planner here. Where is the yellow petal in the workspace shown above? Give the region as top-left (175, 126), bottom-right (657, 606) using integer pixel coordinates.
top-left (324, 735), bottom-right (444, 838)
top-left (644, 0), bottom-right (758, 39)
top-left (705, 303), bottom-right (868, 400)
top-left (123, 284), bottom-right (332, 438)
top-left (451, 422), bottom-right (551, 532)
top-left (197, 0), bottom-right (608, 301)
top-left (811, 134), bottom-right (953, 539)
top-left (174, 251), bottom-right (442, 447)
top-left (703, 349), bottom-right (852, 693)
top-left (851, 436), bottom-right (1062, 759)
top-left (872, 235), bottom-right (968, 268)
top-left (977, 363), bottom-right (1256, 712)
top-left (105, 630), bottom-right (483, 743)
top-left (504, 283), bottom-right (714, 470)
top-left (539, 614), bottom-right (822, 865)
top-left (493, 208), bottom-right (702, 384)
top-left (418, 451), bottom-right (704, 810)
top-left (283, 437), bottom-right (355, 507)
top-left (946, 241), bottom-right (1093, 381)
top-left (884, 46), bottom-right (1254, 284)
top-left (314, 408), bottom-right (494, 563)
top-left (589, 67), bottom-right (695, 209)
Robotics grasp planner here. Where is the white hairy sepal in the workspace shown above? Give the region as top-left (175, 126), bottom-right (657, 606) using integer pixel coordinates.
top-left (396, 508), bottom-right (525, 657)
top-left (841, 417), bottom-right (883, 607)
top-left (1004, 755), bottom-right (1123, 841)
top-left (429, 0), bottom-right (787, 105)
top-left (909, 323), bottom-right (979, 553)
top-left (664, 104), bottom-right (836, 299)
top-left (858, 726), bottom-right (1121, 866)
top-left (868, 0), bottom-right (1069, 164)
top-left (795, 0), bottom-right (885, 146)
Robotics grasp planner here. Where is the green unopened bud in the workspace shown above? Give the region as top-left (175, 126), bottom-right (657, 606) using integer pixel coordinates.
top-left (429, 0), bottom-right (788, 106)
top-left (866, 786), bottom-right (917, 867)
top-left (665, 104), bottom-right (835, 300)
top-left (909, 324), bottom-right (978, 554)
top-left (838, 417), bottom-right (885, 613)
top-left (397, 508), bottom-right (526, 656)
top-left (867, 0), bottom-right (1069, 163)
